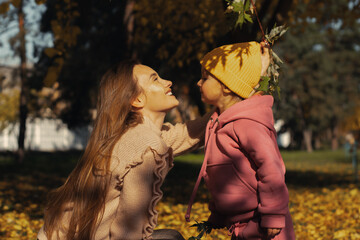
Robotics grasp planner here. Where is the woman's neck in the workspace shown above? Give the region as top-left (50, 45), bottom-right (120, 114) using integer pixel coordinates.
top-left (141, 110), bottom-right (166, 129)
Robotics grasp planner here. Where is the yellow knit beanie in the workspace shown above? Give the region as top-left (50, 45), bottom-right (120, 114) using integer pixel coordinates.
top-left (200, 41), bottom-right (262, 99)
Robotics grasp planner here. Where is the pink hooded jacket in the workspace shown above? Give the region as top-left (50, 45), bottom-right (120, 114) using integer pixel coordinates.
top-left (186, 95), bottom-right (295, 239)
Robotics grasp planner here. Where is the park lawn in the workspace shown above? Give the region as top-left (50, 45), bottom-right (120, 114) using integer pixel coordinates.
top-left (0, 150), bottom-right (359, 240)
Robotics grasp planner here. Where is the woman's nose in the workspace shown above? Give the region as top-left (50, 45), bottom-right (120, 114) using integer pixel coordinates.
top-left (197, 80), bottom-right (202, 87)
top-left (162, 79), bottom-right (172, 88)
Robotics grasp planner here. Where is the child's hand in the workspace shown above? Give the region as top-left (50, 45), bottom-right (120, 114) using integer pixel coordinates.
top-left (260, 41), bottom-right (270, 76)
top-left (263, 227), bottom-right (281, 239)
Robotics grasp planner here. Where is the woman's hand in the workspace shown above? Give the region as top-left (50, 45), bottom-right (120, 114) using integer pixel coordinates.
top-left (260, 41), bottom-right (270, 76)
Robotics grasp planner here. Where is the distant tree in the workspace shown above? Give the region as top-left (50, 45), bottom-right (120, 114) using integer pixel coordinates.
top-left (34, 0), bottom-right (359, 133)
top-left (0, 0), bottom-right (46, 162)
top-left (275, 0), bottom-right (360, 151)
top-left (36, 0), bottom-right (300, 126)
top-left (34, 0), bottom-right (229, 126)
top-left (34, 0), bottom-right (128, 127)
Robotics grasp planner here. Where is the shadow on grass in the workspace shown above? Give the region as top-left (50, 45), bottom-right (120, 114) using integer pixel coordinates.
top-left (0, 151), bottom-right (81, 177)
top-left (285, 169), bottom-right (354, 188)
top-left (0, 151), bottom-right (356, 208)
top-left (162, 161), bottom-right (356, 204)
top-left (0, 151), bottom-right (82, 219)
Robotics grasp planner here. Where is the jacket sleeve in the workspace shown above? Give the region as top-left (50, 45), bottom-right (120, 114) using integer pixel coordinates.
top-left (161, 111), bottom-right (212, 157)
top-left (233, 120), bottom-right (289, 229)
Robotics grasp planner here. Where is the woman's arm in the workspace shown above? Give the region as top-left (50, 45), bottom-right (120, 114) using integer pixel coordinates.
top-left (161, 111), bottom-right (213, 156)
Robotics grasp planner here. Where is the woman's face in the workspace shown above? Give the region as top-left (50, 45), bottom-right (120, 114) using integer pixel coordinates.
top-left (133, 64), bottom-right (179, 113)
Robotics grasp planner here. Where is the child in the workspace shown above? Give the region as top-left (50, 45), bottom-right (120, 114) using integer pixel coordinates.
top-left (186, 42), bottom-right (295, 240)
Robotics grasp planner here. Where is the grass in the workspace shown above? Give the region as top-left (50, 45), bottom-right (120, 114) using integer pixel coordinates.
top-left (173, 149), bottom-right (358, 188)
top-left (0, 149), bottom-right (359, 239)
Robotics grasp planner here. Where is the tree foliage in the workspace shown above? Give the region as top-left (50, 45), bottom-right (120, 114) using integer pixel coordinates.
top-left (0, 89), bottom-right (20, 130)
top-left (34, 0), bottom-right (298, 126)
top-left (275, 0), bottom-right (360, 150)
top-left (2, 0), bottom-right (358, 149)
top-left (34, 0), bottom-right (131, 127)
top-left (133, 0), bottom-right (227, 69)
top-left (0, 0), bottom-right (47, 162)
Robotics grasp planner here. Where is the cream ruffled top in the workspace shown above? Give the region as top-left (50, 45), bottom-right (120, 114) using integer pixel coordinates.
top-left (37, 114), bottom-right (210, 240)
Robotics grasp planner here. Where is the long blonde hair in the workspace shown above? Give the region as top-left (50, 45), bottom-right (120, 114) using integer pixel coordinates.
top-left (43, 60), bottom-right (143, 240)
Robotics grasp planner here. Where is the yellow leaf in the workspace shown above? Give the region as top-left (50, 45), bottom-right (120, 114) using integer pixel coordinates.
top-left (44, 48), bottom-right (60, 58)
top-left (35, 0), bottom-right (46, 5)
top-left (335, 209), bottom-right (344, 215)
top-left (349, 188), bottom-right (358, 197)
top-left (13, 224), bottom-right (22, 230)
top-left (334, 230), bottom-right (348, 238)
top-left (0, 2), bottom-right (10, 14)
top-left (10, 0), bottom-right (20, 8)
top-left (30, 204), bottom-right (38, 209)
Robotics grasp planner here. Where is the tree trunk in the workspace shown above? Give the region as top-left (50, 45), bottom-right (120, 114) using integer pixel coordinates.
top-left (124, 0), bottom-right (136, 59)
top-left (331, 126), bottom-right (339, 150)
top-left (17, 0), bottom-right (28, 164)
top-left (303, 129), bottom-right (313, 152)
top-left (314, 136), bottom-right (321, 150)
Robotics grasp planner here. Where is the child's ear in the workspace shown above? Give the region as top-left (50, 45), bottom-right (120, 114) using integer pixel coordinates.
top-left (131, 93), bottom-right (146, 109)
top-left (222, 85), bottom-right (233, 94)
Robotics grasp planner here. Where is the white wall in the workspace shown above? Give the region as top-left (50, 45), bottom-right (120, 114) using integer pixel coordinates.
top-left (0, 118), bottom-right (91, 151)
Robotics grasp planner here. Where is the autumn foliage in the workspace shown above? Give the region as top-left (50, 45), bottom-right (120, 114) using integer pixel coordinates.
top-left (0, 150), bottom-right (359, 240)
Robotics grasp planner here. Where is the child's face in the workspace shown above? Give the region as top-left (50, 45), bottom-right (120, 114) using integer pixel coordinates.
top-left (197, 69), bottom-right (224, 106)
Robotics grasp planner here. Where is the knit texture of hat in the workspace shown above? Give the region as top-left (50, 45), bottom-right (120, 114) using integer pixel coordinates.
top-left (200, 41), bottom-right (262, 99)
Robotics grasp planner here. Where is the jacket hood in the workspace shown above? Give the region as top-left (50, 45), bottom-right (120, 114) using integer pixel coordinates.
top-left (212, 95), bottom-right (275, 131)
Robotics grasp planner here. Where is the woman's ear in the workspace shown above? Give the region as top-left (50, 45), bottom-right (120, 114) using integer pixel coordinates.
top-left (131, 93), bottom-right (146, 108)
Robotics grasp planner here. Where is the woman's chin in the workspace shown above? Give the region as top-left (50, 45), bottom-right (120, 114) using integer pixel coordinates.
top-left (166, 100), bottom-right (180, 112)
top-left (173, 98), bottom-right (180, 106)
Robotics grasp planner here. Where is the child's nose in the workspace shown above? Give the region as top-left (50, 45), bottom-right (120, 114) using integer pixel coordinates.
top-left (197, 80), bottom-right (202, 87)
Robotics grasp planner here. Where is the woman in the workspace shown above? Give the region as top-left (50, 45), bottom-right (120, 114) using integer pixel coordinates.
top-left (37, 61), bottom-right (210, 240)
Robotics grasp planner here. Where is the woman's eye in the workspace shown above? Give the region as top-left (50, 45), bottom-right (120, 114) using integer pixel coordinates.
top-left (154, 77), bottom-right (158, 81)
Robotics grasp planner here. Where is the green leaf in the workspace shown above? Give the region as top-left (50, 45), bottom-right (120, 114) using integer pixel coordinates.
top-left (244, 13), bottom-right (253, 23)
top-left (232, 1), bottom-right (244, 12)
top-left (189, 221), bottom-right (213, 240)
top-left (244, 0), bottom-right (251, 11)
top-left (236, 11), bottom-right (245, 28)
top-left (257, 76), bottom-right (270, 92)
top-left (276, 86), bottom-right (281, 99)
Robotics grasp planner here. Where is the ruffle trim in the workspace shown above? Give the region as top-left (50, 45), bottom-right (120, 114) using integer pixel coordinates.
top-left (115, 146), bottom-right (174, 240)
top-left (115, 157), bottom-right (144, 191)
top-left (143, 147), bottom-right (174, 239)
